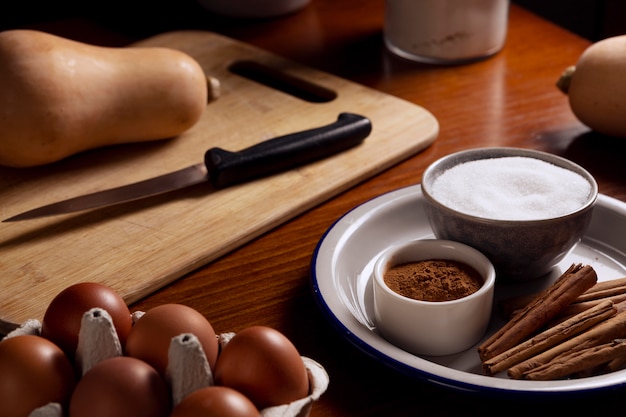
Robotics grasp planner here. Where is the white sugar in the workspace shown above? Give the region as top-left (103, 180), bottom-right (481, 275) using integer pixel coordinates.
top-left (430, 157), bottom-right (592, 220)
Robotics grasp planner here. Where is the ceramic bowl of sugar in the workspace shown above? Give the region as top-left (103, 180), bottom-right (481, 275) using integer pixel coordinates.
top-left (421, 147), bottom-right (598, 281)
top-left (372, 238), bottom-right (496, 356)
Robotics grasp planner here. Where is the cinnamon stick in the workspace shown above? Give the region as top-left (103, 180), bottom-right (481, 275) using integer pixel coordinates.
top-left (523, 339), bottom-right (626, 381)
top-left (500, 276), bottom-right (626, 319)
top-left (482, 300), bottom-right (616, 376)
top-left (508, 309), bottom-right (626, 379)
top-left (596, 301), bottom-right (626, 373)
top-left (478, 264), bottom-right (597, 361)
top-left (559, 293), bottom-right (626, 318)
top-left (604, 354), bottom-right (626, 373)
top-left (575, 277), bottom-right (626, 302)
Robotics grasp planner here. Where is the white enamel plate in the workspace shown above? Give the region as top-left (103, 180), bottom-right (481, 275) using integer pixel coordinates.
top-left (311, 185), bottom-right (626, 395)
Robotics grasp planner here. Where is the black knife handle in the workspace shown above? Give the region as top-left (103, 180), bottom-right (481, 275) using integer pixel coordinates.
top-left (204, 112), bottom-right (372, 189)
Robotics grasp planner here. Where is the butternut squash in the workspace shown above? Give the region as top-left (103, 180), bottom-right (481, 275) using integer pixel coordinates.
top-left (0, 29), bottom-right (211, 167)
top-left (557, 35), bottom-right (626, 138)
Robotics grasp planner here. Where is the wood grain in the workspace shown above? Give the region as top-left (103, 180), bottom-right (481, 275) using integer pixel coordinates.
top-left (4, 2), bottom-right (626, 416)
top-left (0, 30), bottom-right (437, 330)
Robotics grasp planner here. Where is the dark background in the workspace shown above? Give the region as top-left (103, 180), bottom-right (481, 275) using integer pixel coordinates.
top-left (514, 0), bottom-right (626, 40)
top-left (1, 0), bottom-right (626, 41)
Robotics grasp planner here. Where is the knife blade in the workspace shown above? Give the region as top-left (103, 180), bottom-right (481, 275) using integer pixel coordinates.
top-left (3, 112), bottom-right (372, 222)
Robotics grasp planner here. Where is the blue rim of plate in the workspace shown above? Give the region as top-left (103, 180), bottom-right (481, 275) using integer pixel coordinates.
top-left (310, 184), bottom-right (626, 397)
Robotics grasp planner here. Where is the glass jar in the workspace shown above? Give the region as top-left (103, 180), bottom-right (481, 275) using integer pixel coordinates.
top-left (384, 0), bottom-right (510, 64)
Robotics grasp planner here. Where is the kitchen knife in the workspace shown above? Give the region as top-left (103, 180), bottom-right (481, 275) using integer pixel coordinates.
top-left (3, 112), bottom-right (372, 222)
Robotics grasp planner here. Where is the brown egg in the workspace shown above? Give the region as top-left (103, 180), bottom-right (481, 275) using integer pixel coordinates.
top-left (41, 282), bottom-right (132, 359)
top-left (0, 335), bottom-right (76, 417)
top-left (69, 356), bottom-right (170, 417)
top-left (125, 304), bottom-right (219, 376)
top-left (171, 386), bottom-right (260, 417)
top-left (214, 326), bottom-right (310, 409)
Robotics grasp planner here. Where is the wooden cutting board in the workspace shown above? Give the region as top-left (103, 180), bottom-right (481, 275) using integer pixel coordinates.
top-left (0, 30), bottom-right (438, 332)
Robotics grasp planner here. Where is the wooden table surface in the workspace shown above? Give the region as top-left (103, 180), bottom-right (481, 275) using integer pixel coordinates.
top-left (6, 1), bottom-right (626, 415)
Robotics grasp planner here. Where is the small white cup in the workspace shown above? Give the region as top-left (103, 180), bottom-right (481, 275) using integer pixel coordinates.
top-left (373, 239), bottom-right (495, 356)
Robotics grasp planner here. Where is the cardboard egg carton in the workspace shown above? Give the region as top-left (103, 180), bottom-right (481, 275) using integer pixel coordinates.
top-left (6, 308), bottom-right (329, 417)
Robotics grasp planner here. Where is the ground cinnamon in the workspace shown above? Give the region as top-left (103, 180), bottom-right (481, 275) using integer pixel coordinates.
top-left (383, 260), bottom-right (483, 302)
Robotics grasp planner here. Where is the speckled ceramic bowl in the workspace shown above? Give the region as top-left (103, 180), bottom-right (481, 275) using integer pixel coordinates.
top-left (420, 147), bottom-right (598, 281)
